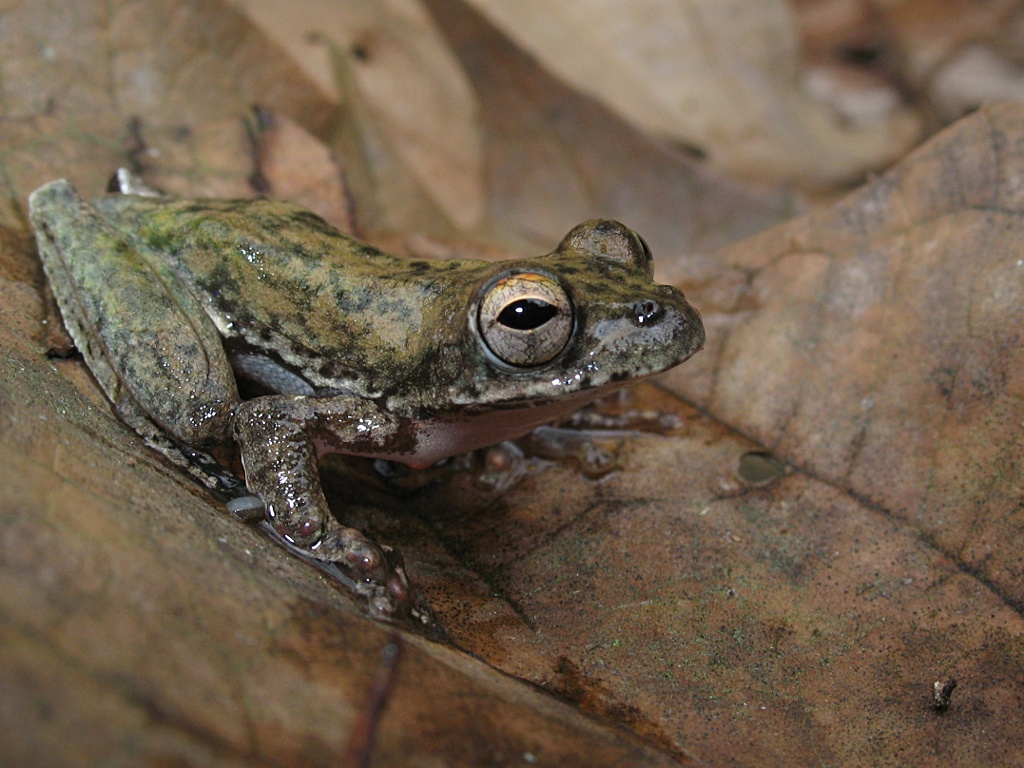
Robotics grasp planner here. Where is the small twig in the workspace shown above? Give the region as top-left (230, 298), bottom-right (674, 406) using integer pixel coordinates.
top-left (244, 105), bottom-right (274, 195)
top-left (343, 633), bottom-right (404, 768)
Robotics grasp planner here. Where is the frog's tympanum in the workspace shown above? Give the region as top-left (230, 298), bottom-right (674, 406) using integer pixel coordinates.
top-left (29, 178), bottom-right (705, 620)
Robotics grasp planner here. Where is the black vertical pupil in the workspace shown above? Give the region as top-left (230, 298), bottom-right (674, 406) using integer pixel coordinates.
top-left (497, 298), bottom-right (558, 330)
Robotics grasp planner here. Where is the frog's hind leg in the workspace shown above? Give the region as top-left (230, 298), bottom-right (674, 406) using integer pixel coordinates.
top-left (29, 180), bottom-right (241, 491)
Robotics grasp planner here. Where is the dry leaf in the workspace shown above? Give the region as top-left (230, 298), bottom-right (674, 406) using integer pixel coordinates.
top-left (248, 109), bottom-right (355, 232)
top-left (229, 0), bottom-right (485, 231)
top-left (863, 0), bottom-right (1021, 85)
top-left (404, 398), bottom-right (1024, 765)
top-left (0, 0), bottom-right (336, 213)
top-left (398, 104), bottom-right (1024, 765)
top-left (425, 0), bottom-right (794, 254)
top-left (663, 100), bottom-right (1024, 621)
top-left (794, 0), bottom-right (1024, 121)
top-left (463, 0), bottom-right (922, 186)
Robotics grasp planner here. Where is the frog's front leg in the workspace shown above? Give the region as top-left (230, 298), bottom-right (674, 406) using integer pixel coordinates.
top-left (234, 394), bottom-right (413, 614)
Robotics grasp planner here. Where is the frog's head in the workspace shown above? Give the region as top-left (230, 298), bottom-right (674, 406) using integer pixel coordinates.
top-left (461, 220), bottom-right (704, 408)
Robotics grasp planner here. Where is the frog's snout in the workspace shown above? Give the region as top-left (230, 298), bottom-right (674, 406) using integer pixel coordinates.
top-left (633, 287), bottom-right (706, 363)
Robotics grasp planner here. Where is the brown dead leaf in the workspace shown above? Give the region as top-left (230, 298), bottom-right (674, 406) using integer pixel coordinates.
top-left (795, 0), bottom-right (1021, 84)
top-left (234, 0), bottom-right (795, 254)
top-left (794, 0), bottom-right (1024, 122)
top-left (229, 0), bottom-right (486, 231)
top-left (662, 101), bottom-right (1024, 617)
top-left (400, 387), bottom-right (1024, 765)
top-left (424, 0), bottom-right (794, 255)
top-left (248, 108), bottom-right (355, 232)
top-left (462, 0), bottom-right (922, 187)
top-left (0, 0), bottom-right (336, 213)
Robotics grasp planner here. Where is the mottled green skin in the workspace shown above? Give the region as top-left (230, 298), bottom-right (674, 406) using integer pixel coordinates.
top-left (29, 178), bottom-right (704, 619)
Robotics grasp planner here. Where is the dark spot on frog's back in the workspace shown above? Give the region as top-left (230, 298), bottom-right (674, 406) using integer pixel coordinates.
top-left (141, 227), bottom-right (176, 253)
top-left (184, 199), bottom-right (258, 227)
top-left (203, 262), bottom-right (241, 301)
top-left (284, 209), bottom-right (337, 236)
top-left (350, 241), bottom-right (391, 261)
top-left (318, 359), bottom-right (355, 380)
top-left (405, 260), bottom-right (432, 276)
top-left (291, 339), bottom-right (319, 361)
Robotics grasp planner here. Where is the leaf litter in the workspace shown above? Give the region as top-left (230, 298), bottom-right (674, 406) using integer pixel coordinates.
top-left (1, 1), bottom-right (1022, 766)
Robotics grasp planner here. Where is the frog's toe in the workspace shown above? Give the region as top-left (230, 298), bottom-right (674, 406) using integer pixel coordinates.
top-left (318, 526), bottom-right (389, 582)
top-left (366, 585), bottom-right (400, 620)
top-left (366, 564), bottom-right (413, 620)
top-left (316, 529), bottom-right (414, 620)
top-left (355, 572), bottom-right (411, 621)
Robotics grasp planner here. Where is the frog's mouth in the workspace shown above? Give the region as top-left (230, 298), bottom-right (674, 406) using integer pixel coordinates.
top-left (460, 377), bottom-right (632, 414)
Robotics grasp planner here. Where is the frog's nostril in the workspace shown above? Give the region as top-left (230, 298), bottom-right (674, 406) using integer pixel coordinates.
top-left (632, 299), bottom-right (662, 326)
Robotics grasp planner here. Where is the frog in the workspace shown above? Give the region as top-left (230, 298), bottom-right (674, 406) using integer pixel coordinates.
top-left (28, 176), bottom-right (705, 619)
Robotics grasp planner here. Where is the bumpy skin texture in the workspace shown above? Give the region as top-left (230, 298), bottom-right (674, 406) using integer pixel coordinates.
top-left (29, 179), bottom-right (704, 619)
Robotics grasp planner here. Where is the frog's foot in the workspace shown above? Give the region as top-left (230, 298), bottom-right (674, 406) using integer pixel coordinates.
top-left (117, 397), bottom-right (244, 499)
top-left (260, 519), bottom-right (416, 621)
top-left (316, 526), bottom-right (413, 618)
top-left (175, 445), bottom-right (247, 497)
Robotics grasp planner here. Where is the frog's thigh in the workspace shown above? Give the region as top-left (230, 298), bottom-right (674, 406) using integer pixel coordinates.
top-left (29, 180), bottom-right (238, 447)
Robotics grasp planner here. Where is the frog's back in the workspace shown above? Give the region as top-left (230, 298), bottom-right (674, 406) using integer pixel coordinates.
top-left (96, 195), bottom-right (489, 397)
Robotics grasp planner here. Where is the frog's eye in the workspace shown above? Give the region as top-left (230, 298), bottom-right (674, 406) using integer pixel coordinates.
top-left (478, 272), bottom-right (573, 367)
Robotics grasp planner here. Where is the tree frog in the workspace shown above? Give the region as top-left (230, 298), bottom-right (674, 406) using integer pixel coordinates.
top-left (29, 177), bottom-right (704, 619)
